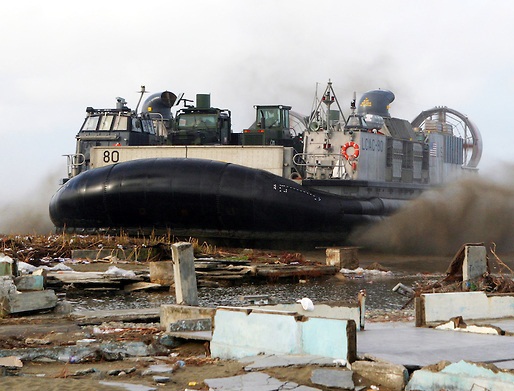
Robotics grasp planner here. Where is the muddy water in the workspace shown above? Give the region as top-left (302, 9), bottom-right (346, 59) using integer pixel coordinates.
top-left (68, 273), bottom-right (440, 313)
top-left (68, 250), bottom-right (451, 313)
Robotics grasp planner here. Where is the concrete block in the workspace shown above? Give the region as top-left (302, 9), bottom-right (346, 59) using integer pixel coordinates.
top-left (406, 360), bottom-right (514, 391)
top-left (326, 247), bottom-right (359, 270)
top-left (160, 304), bottom-right (216, 332)
top-left (149, 261), bottom-right (174, 285)
top-left (311, 368), bottom-right (354, 389)
top-left (14, 275), bottom-right (45, 291)
top-left (352, 360), bottom-right (408, 391)
top-left (5, 290), bottom-right (58, 314)
top-left (210, 306), bottom-right (356, 361)
top-left (417, 291), bottom-right (514, 326)
top-left (172, 242), bottom-right (198, 305)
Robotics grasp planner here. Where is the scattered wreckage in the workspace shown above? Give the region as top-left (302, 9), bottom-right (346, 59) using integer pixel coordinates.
top-left (2, 235), bottom-right (514, 390)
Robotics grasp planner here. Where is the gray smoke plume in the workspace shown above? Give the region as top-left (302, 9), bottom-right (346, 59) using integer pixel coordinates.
top-left (350, 173), bottom-right (514, 255)
top-left (0, 169), bottom-right (61, 235)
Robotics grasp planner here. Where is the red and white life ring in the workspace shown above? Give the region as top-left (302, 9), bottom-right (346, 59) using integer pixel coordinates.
top-left (341, 141), bottom-right (360, 160)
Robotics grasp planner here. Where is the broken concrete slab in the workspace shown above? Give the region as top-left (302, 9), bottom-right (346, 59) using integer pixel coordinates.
top-left (240, 354), bottom-right (336, 371)
top-left (0, 356), bottom-right (23, 368)
top-left (0, 341), bottom-right (168, 363)
top-left (74, 307), bottom-right (161, 325)
top-left (46, 270), bottom-right (141, 290)
top-left (99, 381), bottom-right (157, 391)
top-left (357, 321), bottom-right (514, 369)
top-left (310, 368), bottom-right (354, 389)
top-left (210, 306), bottom-right (356, 361)
top-left (141, 364), bottom-right (175, 376)
top-left (165, 330), bottom-right (212, 341)
top-left (204, 371), bottom-right (321, 390)
top-left (416, 291), bottom-right (514, 326)
top-left (435, 317), bottom-right (504, 335)
top-left (2, 289), bottom-right (57, 315)
top-left (351, 360), bottom-right (408, 391)
top-left (406, 360), bottom-right (514, 391)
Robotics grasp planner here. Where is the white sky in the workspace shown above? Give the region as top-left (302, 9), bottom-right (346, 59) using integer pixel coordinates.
top-left (1, 0), bottom-right (513, 232)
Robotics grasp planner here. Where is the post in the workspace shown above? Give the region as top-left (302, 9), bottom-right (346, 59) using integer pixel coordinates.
top-left (172, 242), bottom-right (198, 306)
top-left (462, 245), bottom-right (487, 290)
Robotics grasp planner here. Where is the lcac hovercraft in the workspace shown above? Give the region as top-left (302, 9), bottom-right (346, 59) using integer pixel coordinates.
top-left (49, 82), bottom-right (482, 246)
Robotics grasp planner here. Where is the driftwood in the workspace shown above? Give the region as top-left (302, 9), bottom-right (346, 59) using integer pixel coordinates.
top-left (255, 264), bottom-right (337, 279)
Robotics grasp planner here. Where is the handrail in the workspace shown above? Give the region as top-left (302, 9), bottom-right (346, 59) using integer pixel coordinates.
top-left (64, 153), bottom-right (85, 178)
top-left (293, 152), bottom-right (345, 166)
top-left (293, 153), bottom-right (349, 179)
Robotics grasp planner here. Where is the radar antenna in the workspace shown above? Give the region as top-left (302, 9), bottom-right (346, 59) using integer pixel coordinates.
top-left (306, 80), bottom-right (347, 133)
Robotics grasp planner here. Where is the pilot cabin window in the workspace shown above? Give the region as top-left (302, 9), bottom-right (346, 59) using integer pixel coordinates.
top-left (82, 116), bottom-right (100, 131)
top-left (99, 115), bottom-right (114, 131)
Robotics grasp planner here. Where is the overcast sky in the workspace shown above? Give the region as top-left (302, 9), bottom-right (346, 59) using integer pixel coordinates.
top-left (1, 0), bottom-right (513, 234)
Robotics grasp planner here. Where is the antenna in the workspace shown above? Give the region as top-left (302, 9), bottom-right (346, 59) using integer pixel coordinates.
top-left (135, 85), bottom-right (147, 113)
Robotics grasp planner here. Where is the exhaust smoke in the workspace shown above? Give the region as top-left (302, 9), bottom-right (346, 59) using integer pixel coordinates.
top-left (350, 174), bottom-right (514, 255)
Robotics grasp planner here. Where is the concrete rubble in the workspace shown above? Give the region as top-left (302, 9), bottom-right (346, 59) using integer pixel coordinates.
top-left (406, 360), bottom-right (514, 391)
top-left (0, 253), bottom-right (58, 316)
top-left (205, 371), bottom-right (320, 391)
top-left (351, 360), bottom-right (408, 391)
top-left (2, 238), bottom-right (514, 389)
top-left (310, 368), bottom-right (355, 389)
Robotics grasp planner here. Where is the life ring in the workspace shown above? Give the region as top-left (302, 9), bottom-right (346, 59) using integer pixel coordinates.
top-left (341, 141), bottom-right (360, 160)
top-left (290, 172), bottom-right (302, 180)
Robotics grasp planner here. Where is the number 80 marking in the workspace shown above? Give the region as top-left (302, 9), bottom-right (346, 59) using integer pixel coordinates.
top-left (103, 150), bottom-right (120, 163)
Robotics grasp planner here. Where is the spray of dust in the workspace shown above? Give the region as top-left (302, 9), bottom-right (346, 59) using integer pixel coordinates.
top-left (0, 169), bottom-right (62, 236)
top-left (349, 170), bottom-right (514, 256)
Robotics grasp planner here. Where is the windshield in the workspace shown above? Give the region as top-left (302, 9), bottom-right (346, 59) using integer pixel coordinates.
top-left (81, 114), bottom-right (129, 131)
top-left (258, 108), bottom-right (281, 128)
top-left (178, 114), bottom-right (217, 129)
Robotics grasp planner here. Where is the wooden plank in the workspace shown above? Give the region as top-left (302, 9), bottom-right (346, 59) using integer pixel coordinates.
top-left (255, 265), bottom-right (336, 278)
top-left (124, 282), bottom-right (163, 292)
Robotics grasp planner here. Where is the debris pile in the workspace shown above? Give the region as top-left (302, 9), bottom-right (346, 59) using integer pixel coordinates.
top-left (0, 253), bottom-right (58, 317)
top-left (414, 243), bottom-right (514, 296)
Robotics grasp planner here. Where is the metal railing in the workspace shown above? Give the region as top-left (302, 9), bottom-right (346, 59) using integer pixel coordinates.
top-left (293, 153), bottom-right (349, 179)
